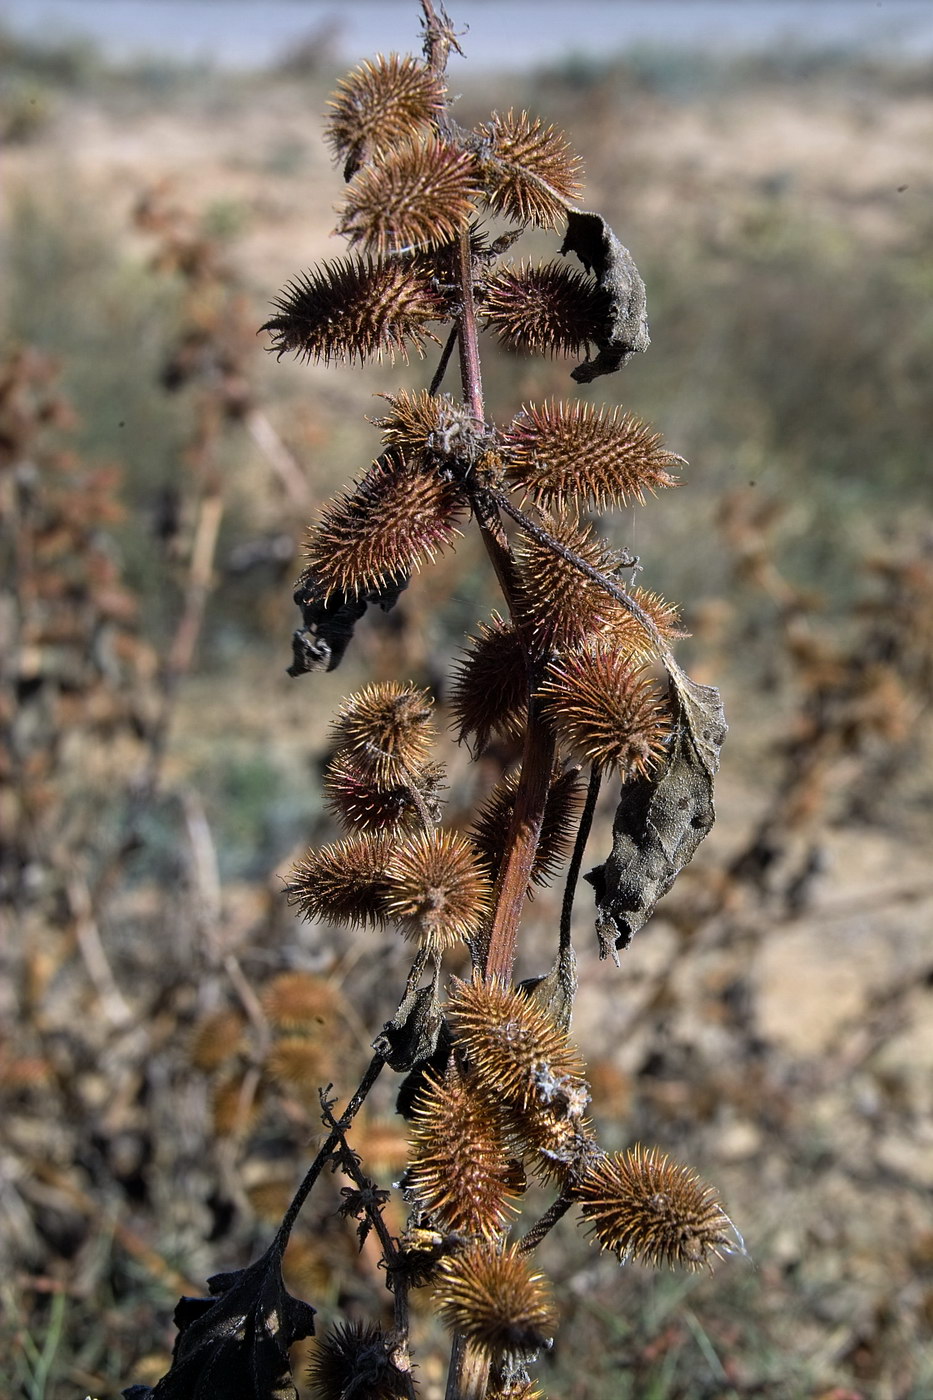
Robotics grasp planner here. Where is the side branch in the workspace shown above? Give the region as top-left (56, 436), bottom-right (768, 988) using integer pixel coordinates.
top-left (273, 1052), bottom-right (385, 1253)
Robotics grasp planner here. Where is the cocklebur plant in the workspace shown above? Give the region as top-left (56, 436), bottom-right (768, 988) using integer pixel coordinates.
top-left (126, 5), bottom-right (740, 1398)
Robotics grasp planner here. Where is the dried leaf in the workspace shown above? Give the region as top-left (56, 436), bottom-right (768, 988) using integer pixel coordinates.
top-left (560, 209), bottom-right (649, 383)
top-left (517, 943), bottom-right (577, 1035)
top-left (585, 676), bottom-right (726, 955)
top-left (123, 1240), bottom-right (316, 1399)
top-left (287, 575), bottom-right (408, 676)
top-left (373, 958), bottom-right (443, 1072)
top-left (668, 662), bottom-right (728, 782)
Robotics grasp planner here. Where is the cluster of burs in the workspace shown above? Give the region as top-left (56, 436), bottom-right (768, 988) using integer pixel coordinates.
top-left (128, 8), bottom-right (736, 1399)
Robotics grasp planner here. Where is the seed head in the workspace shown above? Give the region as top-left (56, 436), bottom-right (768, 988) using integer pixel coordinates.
top-left (307, 1319), bottom-right (410, 1400)
top-left (286, 833), bottom-right (391, 928)
top-left (487, 1382), bottom-right (545, 1400)
top-left (538, 642), bottom-right (671, 778)
top-left (407, 1068), bottom-right (525, 1237)
top-left (302, 451), bottom-right (465, 602)
top-left (434, 1241), bottom-right (557, 1359)
top-left (266, 1035), bottom-right (328, 1099)
top-left (190, 1008), bottom-right (246, 1072)
top-left (450, 614), bottom-right (529, 753)
top-left (211, 1072), bottom-right (262, 1138)
top-left (384, 830), bottom-right (494, 950)
top-left (262, 971), bottom-right (335, 1032)
top-left (512, 1102), bottom-right (595, 1187)
top-left (476, 110), bottom-right (583, 228)
top-left (337, 138), bottom-right (481, 255)
top-left (330, 681), bottom-right (436, 784)
top-left (482, 261), bottom-right (603, 359)
top-left (515, 515), bottom-right (624, 651)
top-left (325, 53), bottom-right (446, 179)
top-left (501, 399), bottom-right (681, 513)
top-left (576, 1145), bottom-right (738, 1272)
top-left (324, 749), bottom-right (445, 833)
top-left (373, 388), bottom-right (477, 461)
top-left (598, 586), bottom-right (687, 661)
top-left (447, 977), bottom-right (587, 1116)
top-left (263, 256), bottom-right (447, 364)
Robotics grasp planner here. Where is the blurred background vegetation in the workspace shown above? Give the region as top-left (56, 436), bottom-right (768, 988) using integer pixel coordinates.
top-left (2, 9), bottom-right (932, 1399)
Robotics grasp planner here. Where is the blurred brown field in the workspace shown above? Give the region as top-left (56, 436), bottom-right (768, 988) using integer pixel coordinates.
top-left (2, 14), bottom-right (932, 1400)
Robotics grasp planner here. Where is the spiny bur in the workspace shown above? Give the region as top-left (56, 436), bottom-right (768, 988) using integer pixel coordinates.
top-left (451, 615), bottom-right (530, 753)
top-left (575, 1145), bottom-right (739, 1272)
top-left (538, 642), bottom-right (672, 778)
top-left (482, 260), bottom-right (603, 357)
top-left (263, 256), bottom-right (448, 364)
top-left (301, 451), bottom-right (466, 600)
top-left (308, 1319), bottom-right (411, 1400)
top-left (406, 1067), bottom-right (525, 1238)
top-left (338, 138), bottom-right (482, 255)
top-left (475, 109), bottom-right (583, 228)
top-left (324, 749), bottom-right (445, 833)
top-left (286, 832), bottom-right (392, 927)
top-left (514, 515), bottom-right (627, 651)
top-left (500, 399), bottom-right (681, 512)
top-left (434, 1242), bottom-right (558, 1361)
top-left (325, 52), bottom-right (447, 179)
top-left (447, 978), bottom-right (587, 1118)
top-left (330, 681), bottom-right (437, 784)
top-left (383, 829), bottom-right (494, 950)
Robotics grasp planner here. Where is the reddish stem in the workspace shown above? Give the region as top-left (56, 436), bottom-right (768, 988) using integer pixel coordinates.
top-left (483, 716), bottom-right (556, 984)
top-left (452, 228), bottom-right (555, 985)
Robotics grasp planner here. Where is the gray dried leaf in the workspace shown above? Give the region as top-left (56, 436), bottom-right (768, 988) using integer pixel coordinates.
top-left (373, 957), bottom-right (443, 1072)
top-left (560, 209), bottom-right (650, 382)
top-left (517, 943), bottom-right (577, 1034)
top-left (585, 676), bottom-right (726, 956)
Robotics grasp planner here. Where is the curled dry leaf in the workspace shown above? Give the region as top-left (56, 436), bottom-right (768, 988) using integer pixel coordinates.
top-left (585, 673), bottom-right (726, 955)
top-left (373, 954), bottom-right (444, 1072)
top-left (561, 209), bottom-right (650, 383)
top-left (287, 575), bottom-right (409, 676)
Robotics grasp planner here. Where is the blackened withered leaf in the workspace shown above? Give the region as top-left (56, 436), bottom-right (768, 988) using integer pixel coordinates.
top-left (287, 575), bottom-right (408, 676)
top-left (560, 209), bottom-right (650, 383)
top-left (373, 955), bottom-right (443, 1072)
top-left (395, 1020), bottom-right (455, 1120)
top-left (122, 1241), bottom-right (316, 1400)
top-left (585, 674), bottom-right (725, 955)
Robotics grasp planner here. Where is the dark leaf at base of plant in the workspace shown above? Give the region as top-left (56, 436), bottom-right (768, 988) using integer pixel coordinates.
top-left (123, 1242), bottom-right (316, 1400)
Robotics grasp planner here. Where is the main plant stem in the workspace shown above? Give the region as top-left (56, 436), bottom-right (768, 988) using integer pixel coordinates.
top-left (422, 12), bottom-right (554, 1398)
top-left (454, 224), bottom-right (554, 986)
top-left (444, 1335), bottom-right (490, 1400)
